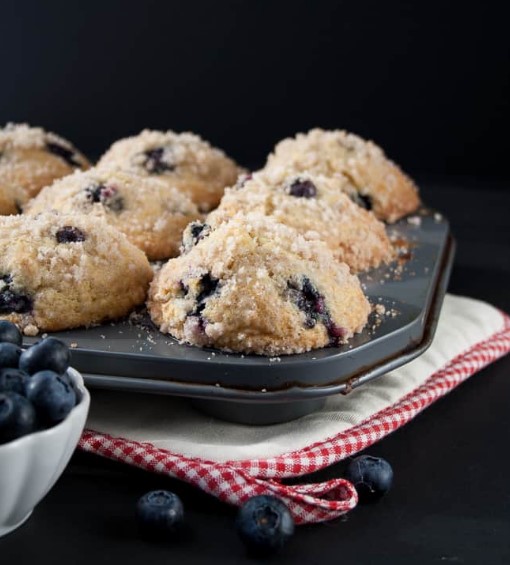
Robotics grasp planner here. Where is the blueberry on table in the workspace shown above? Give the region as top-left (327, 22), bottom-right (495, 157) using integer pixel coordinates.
top-left (19, 337), bottom-right (70, 375)
top-left (0, 368), bottom-right (28, 395)
top-left (0, 392), bottom-right (37, 444)
top-left (25, 370), bottom-right (76, 424)
top-left (344, 455), bottom-right (393, 504)
top-left (136, 490), bottom-right (184, 538)
top-left (0, 342), bottom-right (22, 368)
top-left (0, 320), bottom-right (22, 345)
top-left (236, 495), bottom-right (295, 556)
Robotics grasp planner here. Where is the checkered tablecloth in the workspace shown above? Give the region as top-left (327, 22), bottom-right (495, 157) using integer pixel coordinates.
top-left (79, 295), bottom-right (510, 524)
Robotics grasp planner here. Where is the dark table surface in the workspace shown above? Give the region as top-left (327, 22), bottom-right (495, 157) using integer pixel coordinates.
top-left (2, 180), bottom-right (510, 564)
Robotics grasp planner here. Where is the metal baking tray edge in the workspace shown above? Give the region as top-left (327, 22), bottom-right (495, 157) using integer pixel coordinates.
top-left (79, 226), bottom-right (455, 424)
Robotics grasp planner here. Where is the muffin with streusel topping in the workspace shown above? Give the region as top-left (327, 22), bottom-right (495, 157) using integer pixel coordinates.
top-left (149, 213), bottom-right (370, 355)
top-left (98, 129), bottom-right (243, 212)
top-left (26, 167), bottom-right (202, 260)
top-left (0, 212), bottom-right (152, 335)
top-left (264, 128), bottom-right (420, 223)
top-left (0, 123), bottom-right (90, 215)
top-left (202, 169), bottom-right (394, 272)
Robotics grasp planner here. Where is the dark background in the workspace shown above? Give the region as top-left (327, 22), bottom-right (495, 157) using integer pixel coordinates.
top-left (1, 4), bottom-right (510, 563)
top-left (1, 0), bottom-right (509, 180)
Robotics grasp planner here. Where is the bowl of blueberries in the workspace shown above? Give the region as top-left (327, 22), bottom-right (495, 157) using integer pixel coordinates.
top-left (0, 321), bottom-right (90, 538)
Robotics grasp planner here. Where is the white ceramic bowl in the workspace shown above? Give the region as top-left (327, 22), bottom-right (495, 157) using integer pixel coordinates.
top-left (0, 367), bottom-right (90, 537)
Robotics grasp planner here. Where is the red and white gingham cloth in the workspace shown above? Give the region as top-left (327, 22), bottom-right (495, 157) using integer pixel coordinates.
top-left (79, 295), bottom-right (510, 524)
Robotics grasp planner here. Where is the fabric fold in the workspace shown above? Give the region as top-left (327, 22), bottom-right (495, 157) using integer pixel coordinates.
top-left (79, 295), bottom-right (510, 523)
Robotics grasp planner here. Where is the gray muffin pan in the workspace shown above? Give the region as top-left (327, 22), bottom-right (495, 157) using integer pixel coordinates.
top-left (26, 210), bottom-right (454, 424)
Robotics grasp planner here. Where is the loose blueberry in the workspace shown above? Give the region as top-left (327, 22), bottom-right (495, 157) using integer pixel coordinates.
top-left (60, 370), bottom-right (81, 402)
top-left (344, 455), bottom-right (393, 504)
top-left (136, 490), bottom-right (184, 538)
top-left (0, 392), bottom-right (37, 444)
top-left (0, 343), bottom-right (22, 368)
top-left (0, 368), bottom-right (28, 395)
top-left (85, 184), bottom-right (124, 212)
top-left (288, 178), bottom-right (317, 198)
top-left (140, 147), bottom-right (175, 174)
top-left (46, 141), bottom-right (81, 168)
top-left (56, 226), bottom-right (86, 243)
top-left (19, 337), bottom-right (70, 375)
top-left (236, 495), bottom-right (295, 556)
top-left (25, 370), bottom-right (76, 424)
top-left (0, 320), bottom-right (22, 345)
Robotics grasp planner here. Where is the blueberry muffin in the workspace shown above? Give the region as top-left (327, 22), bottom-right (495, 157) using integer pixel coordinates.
top-left (202, 169), bottom-right (394, 272)
top-left (97, 129), bottom-right (243, 213)
top-left (25, 167), bottom-right (202, 260)
top-left (0, 123), bottom-right (90, 215)
top-left (148, 213), bottom-right (370, 355)
top-left (264, 128), bottom-right (420, 223)
top-left (0, 212), bottom-right (153, 335)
